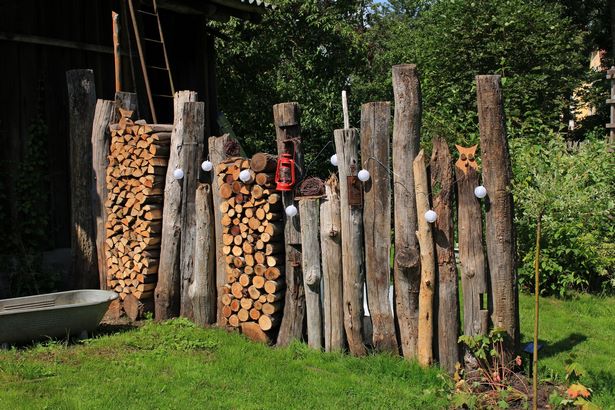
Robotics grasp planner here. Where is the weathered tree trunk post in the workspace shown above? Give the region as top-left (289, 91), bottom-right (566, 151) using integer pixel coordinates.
top-left (413, 149), bottom-right (435, 367)
top-left (179, 101), bottom-right (205, 320)
top-left (155, 90), bottom-right (198, 320)
top-left (392, 64), bottom-right (422, 359)
top-left (66, 69), bottom-right (98, 289)
top-left (274, 102), bottom-right (306, 346)
top-left (320, 176), bottom-right (345, 352)
top-left (430, 137), bottom-right (460, 374)
top-left (334, 128), bottom-right (366, 356)
top-left (299, 198), bottom-right (322, 349)
top-left (91, 99), bottom-right (115, 289)
top-left (360, 102), bottom-right (397, 353)
top-left (476, 75), bottom-right (519, 355)
top-left (456, 155), bottom-right (489, 339)
top-left (209, 133), bottom-right (232, 326)
top-left (191, 183), bottom-right (216, 325)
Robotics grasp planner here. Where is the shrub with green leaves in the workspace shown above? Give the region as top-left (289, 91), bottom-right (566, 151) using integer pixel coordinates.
top-left (511, 134), bottom-right (615, 296)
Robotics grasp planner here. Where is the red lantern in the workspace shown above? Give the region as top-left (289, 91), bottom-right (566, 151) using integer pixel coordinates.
top-left (275, 153), bottom-right (296, 191)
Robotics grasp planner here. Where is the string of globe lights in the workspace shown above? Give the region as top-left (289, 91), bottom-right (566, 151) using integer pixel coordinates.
top-left (184, 139), bottom-right (489, 225)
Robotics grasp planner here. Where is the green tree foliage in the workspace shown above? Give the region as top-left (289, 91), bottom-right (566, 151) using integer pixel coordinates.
top-left (355, 0), bottom-right (587, 144)
top-left (511, 133), bottom-right (615, 296)
top-left (213, 0), bottom-right (369, 169)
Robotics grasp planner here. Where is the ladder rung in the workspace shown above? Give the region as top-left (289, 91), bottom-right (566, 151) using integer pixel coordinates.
top-left (143, 37), bottom-right (162, 44)
top-left (147, 65), bottom-right (169, 71)
top-left (137, 9), bottom-right (158, 17)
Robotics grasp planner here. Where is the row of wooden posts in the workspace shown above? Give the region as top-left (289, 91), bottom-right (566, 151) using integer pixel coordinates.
top-left (66, 64), bottom-right (518, 375)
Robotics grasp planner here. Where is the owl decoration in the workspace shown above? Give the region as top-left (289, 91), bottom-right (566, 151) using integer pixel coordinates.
top-left (455, 144), bottom-right (479, 174)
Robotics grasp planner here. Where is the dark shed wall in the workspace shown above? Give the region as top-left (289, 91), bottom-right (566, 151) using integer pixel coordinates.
top-left (0, 0), bottom-right (214, 255)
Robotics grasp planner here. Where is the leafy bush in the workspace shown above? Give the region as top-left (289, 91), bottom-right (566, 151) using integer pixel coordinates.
top-left (511, 134), bottom-right (615, 296)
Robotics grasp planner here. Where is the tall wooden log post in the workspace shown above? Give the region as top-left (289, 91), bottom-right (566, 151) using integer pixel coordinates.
top-left (209, 133), bottom-right (232, 326)
top-left (274, 102), bottom-right (306, 346)
top-left (476, 75), bottom-right (519, 354)
top-left (91, 99), bottom-right (115, 289)
top-left (179, 101), bottom-right (205, 319)
top-left (360, 102), bottom-right (397, 353)
top-left (191, 183), bottom-right (216, 325)
top-left (334, 128), bottom-right (366, 356)
top-left (456, 160), bottom-right (489, 338)
top-left (155, 90), bottom-right (198, 320)
top-left (320, 176), bottom-right (345, 351)
top-left (66, 69), bottom-right (98, 289)
top-left (413, 150), bottom-right (435, 366)
top-left (430, 137), bottom-right (460, 375)
top-left (299, 198), bottom-right (322, 349)
top-left (392, 64), bottom-right (422, 359)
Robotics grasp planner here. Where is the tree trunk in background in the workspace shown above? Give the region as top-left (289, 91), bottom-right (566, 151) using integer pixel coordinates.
top-left (155, 90), bottom-right (197, 320)
top-left (66, 69), bottom-right (98, 289)
top-left (610, 0), bottom-right (615, 62)
top-left (320, 176), bottom-right (345, 352)
top-left (179, 101), bottom-right (205, 320)
top-left (274, 102), bottom-right (306, 347)
top-left (430, 137), bottom-right (460, 375)
top-left (334, 128), bottom-right (366, 356)
top-left (360, 101), bottom-right (397, 353)
top-left (391, 64), bottom-right (422, 360)
top-left (476, 75), bottom-right (519, 357)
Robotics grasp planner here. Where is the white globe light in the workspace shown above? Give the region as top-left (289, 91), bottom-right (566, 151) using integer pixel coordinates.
top-left (201, 160), bottom-right (213, 172)
top-left (474, 185), bottom-right (487, 199)
top-left (330, 154), bottom-right (338, 166)
top-left (357, 169), bottom-right (370, 182)
top-left (285, 204), bottom-right (298, 217)
top-left (173, 168), bottom-right (184, 180)
top-left (424, 210), bottom-right (437, 223)
top-left (239, 170), bottom-right (252, 183)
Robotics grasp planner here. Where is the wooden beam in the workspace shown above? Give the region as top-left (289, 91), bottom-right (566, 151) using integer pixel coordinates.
top-left (360, 101), bottom-right (397, 353)
top-left (391, 64), bottom-right (422, 360)
top-left (476, 75), bottom-right (519, 356)
top-left (66, 69), bottom-right (98, 290)
top-left (156, 90), bottom-right (198, 320)
top-left (334, 128), bottom-right (366, 356)
top-left (0, 32), bottom-right (114, 54)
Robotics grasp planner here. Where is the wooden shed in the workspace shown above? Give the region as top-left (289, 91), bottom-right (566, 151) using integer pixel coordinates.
top-left (0, 0), bottom-right (271, 264)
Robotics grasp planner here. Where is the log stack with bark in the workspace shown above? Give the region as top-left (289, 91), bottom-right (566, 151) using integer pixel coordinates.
top-left (104, 110), bottom-right (173, 318)
top-left (216, 153), bottom-right (285, 339)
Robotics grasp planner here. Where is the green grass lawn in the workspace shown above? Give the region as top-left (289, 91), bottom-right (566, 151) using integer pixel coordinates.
top-left (1, 293), bottom-right (613, 409)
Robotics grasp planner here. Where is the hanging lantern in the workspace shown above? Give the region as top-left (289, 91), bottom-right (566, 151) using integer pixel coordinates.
top-left (275, 153), bottom-right (296, 191)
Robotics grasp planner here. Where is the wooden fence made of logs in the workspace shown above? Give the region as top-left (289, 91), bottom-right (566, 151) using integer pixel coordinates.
top-left (89, 64), bottom-right (519, 373)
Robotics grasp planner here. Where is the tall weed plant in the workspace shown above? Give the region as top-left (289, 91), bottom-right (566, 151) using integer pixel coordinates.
top-left (511, 133), bottom-right (614, 296)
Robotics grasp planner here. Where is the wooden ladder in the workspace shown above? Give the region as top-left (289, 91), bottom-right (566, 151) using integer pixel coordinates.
top-left (127, 0), bottom-right (175, 123)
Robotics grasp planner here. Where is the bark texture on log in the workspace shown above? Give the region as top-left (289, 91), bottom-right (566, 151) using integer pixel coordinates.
top-left (155, 90), bottom-right (198, 320)
top-left (209, 134), bottom-right (233, 326)
top-left (92, 99), bottom-right (115, 289)
top-left (191, 183), bottom-right (216, 325)
top-left (476, 75), bottom-right (519, 354)
top-left (413, 150), bottom-right (435, 367)
top-left (299, 198), bottom-right (322, 349)
top-left (67, 69), bottom-right (98, 289)
top-left (391, 64), bottom-right (422, 359)
top-left (334, 128), bottom-right (366, 356)
top-left (360, 102), bottom-right (397, 353)
top-left (114, 91), bottom-right (138, 115)
top-left (430, 137), bottom-right (460, 375)
top-left (320, 176), bottom-right (345, 352)
top-left (273, 102), bottom-right (306, 347)
top-left (456, 166), bottom-right (489, 338)
top-left (178, 101), bottom-right (205, 319)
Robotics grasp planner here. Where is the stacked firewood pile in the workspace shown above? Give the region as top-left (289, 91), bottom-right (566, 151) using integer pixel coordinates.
top-left (217, 153), bottom-right (285, 333)
top-left (104, 111), bottom-right (172, 316)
